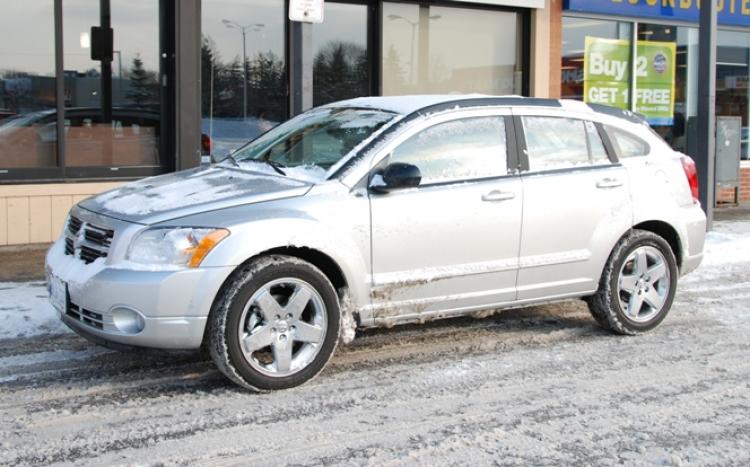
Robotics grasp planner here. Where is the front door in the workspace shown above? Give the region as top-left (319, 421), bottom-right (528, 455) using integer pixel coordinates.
top-left (368, 113), bottom-right (522, 324)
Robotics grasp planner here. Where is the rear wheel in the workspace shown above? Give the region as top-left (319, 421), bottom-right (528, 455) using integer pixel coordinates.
top-left (587, 230), bottom-right (678, 335)
top-left (208, 255), bottom-right (340, 391)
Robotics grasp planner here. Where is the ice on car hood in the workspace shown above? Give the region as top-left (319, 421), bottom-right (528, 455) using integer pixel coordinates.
top-left (79, 166), bottom-right (312, 224)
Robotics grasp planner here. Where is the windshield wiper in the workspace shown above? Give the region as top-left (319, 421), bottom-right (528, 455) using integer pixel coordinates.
top-left (264, 160), bottom-right (287, 176)
top-left (240, 158), bottom-right (287, 176)
top-left (219, 153), bottom-right (240, 167)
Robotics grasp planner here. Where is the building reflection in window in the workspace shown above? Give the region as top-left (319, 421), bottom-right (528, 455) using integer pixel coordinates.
top-left (202, 0), bottom-right (287, 158)
top-left (383, 3), bottom-right (523, 96)
top-left (311, 3), bottom-right (369, 107)
top-left (0, 2), bottom-right (57, 169)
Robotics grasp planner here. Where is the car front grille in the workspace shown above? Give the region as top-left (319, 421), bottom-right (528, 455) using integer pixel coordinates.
top-left (66, 302), bottom-right (105, 330)
top-left (64, 215), bottom-right (115, 264)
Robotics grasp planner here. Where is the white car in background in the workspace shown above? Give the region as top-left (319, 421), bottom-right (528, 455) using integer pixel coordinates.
top-left (46, 95), bottom-right (706, 391)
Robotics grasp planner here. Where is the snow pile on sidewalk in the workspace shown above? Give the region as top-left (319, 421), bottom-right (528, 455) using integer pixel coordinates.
top-left (0, 220), bottom-right (749, 341)
top-left (0, 281), bottom-right (69, 339)
top-left (701, 220), bottom-right (750, 267)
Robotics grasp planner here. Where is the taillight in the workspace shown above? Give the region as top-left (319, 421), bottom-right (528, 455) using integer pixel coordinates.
top-left (201, 133), bottom-right (211, 155)
top-left (680, 155), bottom-right (700, 204)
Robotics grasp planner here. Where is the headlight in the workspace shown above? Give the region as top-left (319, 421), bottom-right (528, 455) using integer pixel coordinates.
top-left (127, 228), bottom-right (230, 268)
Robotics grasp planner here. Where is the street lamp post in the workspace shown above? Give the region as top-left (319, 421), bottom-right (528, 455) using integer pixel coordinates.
top-left (387, 13), bottom-right (441, 86)
top-left (222, 19), bottom-right (264, 122)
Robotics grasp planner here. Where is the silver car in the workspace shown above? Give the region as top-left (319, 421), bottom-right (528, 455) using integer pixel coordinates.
top-left (45, 96), bottom-right (706, 390)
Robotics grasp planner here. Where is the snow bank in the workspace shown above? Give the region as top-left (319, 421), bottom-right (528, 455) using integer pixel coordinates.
top-left (700, 220), bottom-right (750, 267)
top-left (0, 282), bottom-right (69, 339)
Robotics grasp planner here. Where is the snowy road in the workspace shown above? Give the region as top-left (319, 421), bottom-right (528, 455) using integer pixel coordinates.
top-left (1, 222), bottom-right (750, 466)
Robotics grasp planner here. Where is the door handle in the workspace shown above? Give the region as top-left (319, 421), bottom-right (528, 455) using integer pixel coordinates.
top-left (481, 190), bottom-right (516, 202)
top-left (596, 178), bottom-right (623, 189)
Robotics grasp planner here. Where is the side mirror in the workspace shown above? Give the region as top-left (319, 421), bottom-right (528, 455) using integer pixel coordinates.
top-left (370, 162), bottom-right (422, 193)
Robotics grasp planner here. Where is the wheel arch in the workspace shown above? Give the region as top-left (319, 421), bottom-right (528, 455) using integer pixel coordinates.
top-left (202, 246), bottom-right (351, 349)
top-left (631, 220), bottom-right (683, 269)
top-left (260, 246), bottom-right (349, 294)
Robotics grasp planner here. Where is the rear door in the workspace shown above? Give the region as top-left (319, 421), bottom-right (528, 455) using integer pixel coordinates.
top-left (368, 111), bottom-right (523, 322)
top-left (515, 111), bottom-right (632, 300)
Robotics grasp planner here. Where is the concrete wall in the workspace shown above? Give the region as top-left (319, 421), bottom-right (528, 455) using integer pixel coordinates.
top-left (0, 182), bottom-right (122, 246)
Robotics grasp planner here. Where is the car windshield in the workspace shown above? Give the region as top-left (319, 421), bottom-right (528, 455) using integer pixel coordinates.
top-left (231, 107), bottom-right (397, 174)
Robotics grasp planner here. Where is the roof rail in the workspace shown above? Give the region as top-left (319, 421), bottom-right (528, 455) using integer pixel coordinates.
top-left (415, 97), bottom-right (562, 117)
top-left (587, 103), bottom-right (647, 124)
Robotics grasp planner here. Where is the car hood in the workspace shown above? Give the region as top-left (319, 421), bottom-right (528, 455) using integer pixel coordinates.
top-left (79, 165), bottom-right (314, 224)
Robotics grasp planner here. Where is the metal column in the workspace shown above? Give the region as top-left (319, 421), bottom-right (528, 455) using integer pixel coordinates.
top-left (289, 21), bottom-right (312, 116)
top-left (696, 0), bottom-right (717, 229)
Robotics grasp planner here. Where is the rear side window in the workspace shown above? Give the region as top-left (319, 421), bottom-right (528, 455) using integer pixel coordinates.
top-left (389, 117), bottom-right (508, 185)
top-left (522, 117), bottom-right (612, 171)
top-left (607, 126), bottom-right (650, 158)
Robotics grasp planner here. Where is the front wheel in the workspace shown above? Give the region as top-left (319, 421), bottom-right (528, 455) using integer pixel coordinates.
top-left (208, 255), bottom-right (340, 391)
top-left (587, 230), bottom-right (678, 335)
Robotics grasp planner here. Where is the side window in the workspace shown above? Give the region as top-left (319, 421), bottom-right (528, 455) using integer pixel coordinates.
top-left (607, 126), bottom-right (650, 158)
top-left (389, 117), bottom-right (508, 185)
top-left (522, 116), bottom-right (589, 171)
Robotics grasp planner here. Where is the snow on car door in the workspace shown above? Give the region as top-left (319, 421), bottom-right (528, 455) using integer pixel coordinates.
top-left (367, 114), bottom-right (522, 325)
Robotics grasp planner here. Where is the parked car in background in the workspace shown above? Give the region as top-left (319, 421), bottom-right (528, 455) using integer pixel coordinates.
top-left (0, 109), bottom-right (15, 123)
top-left (0, 107), bottom-right (161, 168)
top-left (46, 95), bottom-right (706, 391)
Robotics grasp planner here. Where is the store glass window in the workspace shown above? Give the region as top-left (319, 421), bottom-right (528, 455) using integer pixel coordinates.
top-left (312, 3), bottom-right (369, 107)
top-left (202, 0), bottom-right (287, 158)
top-left (382, 3), bottom-right (524, 95)
top-left (561, 17), bottom-right (632, 104)
top-left (0, 2), bottom-right (57, 169)
top-left (63, 0), bottom-right (164, 168)
top-left (636, 24), bottom-right (698, 154)
top-left (717, 30), bottom-right (750, 160)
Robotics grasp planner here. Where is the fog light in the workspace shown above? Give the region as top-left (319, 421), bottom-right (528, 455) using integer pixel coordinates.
top-left (111, 307), bottom-right (145, 334)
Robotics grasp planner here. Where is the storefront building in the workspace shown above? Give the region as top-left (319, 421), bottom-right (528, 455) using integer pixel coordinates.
top-left (556, 0), bottom-right (750, 203)
top-left (0, 0), bottom-right (552, 246)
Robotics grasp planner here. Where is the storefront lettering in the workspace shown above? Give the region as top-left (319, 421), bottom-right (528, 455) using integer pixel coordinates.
top-left (589, 53), bottom-right (628, 81)
top-left (610, 0), bottom-right (750, 15)
top-left (584, 37), bottom-right (676, 125)
top-left (566, 0), bottom-right (750, 26)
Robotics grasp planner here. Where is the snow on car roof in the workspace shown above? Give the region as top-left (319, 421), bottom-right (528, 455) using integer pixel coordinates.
top-left (326, 95), bottom-right (645, 124)
top-left (325, 95), bottom-right (495, 115)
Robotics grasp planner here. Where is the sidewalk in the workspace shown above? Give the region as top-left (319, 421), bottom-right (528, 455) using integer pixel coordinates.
top-left (0, 244), bottom-right (50, 282)
top-left (715, 204), bottom-right (750, 221)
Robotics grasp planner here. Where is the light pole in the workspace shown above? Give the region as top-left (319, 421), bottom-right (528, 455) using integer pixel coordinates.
top-left (387, 13), bottom-right (440, 86)
top-left (222, 19), bottom-right (264, 121)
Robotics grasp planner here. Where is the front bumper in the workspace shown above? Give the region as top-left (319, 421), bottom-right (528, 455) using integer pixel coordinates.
top-left (46, 237), bottom-right (234, 350)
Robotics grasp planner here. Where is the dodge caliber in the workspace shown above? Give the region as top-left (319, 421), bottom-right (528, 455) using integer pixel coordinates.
top-left (46, 96), bottom-right (706, 390)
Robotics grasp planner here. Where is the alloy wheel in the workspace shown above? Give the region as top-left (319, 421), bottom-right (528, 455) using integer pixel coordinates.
top-left (238, 278), bottom-right (328, 377)
top-left (617, 245), bottom-right (671, 323)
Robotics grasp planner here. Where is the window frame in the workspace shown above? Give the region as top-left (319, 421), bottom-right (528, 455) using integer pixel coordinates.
top-left (514, 113), bottom-right (620, 175)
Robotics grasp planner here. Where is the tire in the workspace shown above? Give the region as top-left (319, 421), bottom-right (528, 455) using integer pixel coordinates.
top-left (208, 255), bottom-right (341, 391)
top-left (587, 230), bottom-right (678, 335)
